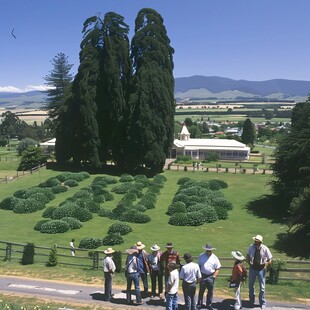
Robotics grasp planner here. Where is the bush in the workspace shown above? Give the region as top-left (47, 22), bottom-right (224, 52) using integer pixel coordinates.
top-left (119, 174), bottom-right (135, 182)
top-left (93, 195), bottom-right (105, 203)
top-left (34, 220), bottom-right (50, 231)
top-left (140, 194), bottom-right (157, 209)
top-left (108, 222), bottom-right (132, 235)
top-left (42, 206), bottom-right (57, 218)
top-left (40, 220), bottom-right (70, 234)
top-left (61, 217), bottom-right (83, 230)
top-left (46, 245), bottom-right (58, 267)
top-left (111, 183), bottom-right (133, 194)
top-left (209, 179), bottom-right (228, 189)
top-left (0, 196), bottom-right (20, 210)
top-left (79, 237), bottom-right (102, 249)
top-left (120, 210), bottom-right (151, 223)
top-left (39, 177), bottom-right (61, 188)
top-left (13, 189), bottom-right (28, 199)
top-left (123, 192), bottom-right (138, 202)
top-left (153, 174), bottom-right (167, 184)
top-left (28, 192), bottom-right (50, 205)
top-left (64, 179), bottom-right (79, 187)
top-left (103, 192), bottom-right (114, 201)
top-left (21, 242), bottom-right (35, 265)
top-left (98, 207), bottom-right (115, 219)
top-left (73, 190), bottom-right (92, 200)
top-left (166, 201), bottom-right (187, 215)
top-left (90, 184), bottom-right (107, 195)
top-left (204, 206), bottom-right (219, 223)
top-left (102, 233), bottom-right (124, 246)
top-left (172, 193), bottom-right (192, 206)
top-left (100, 176), bottom-right (118, 184)
top-left (176, 155), bottom-right (192, 163)
top-left (51, 185), bottom-right (68, 194)
top-left (83, 200), bottom-right (100, 213)
top-left (73, 207), bottom-right (93, 222)
top-left (55, 173), bottom-right (70, 182)
top-left (13, 198), bottom-right (44, 213)
top-left (168, 213), bottom-right (188, 226)
top-left (134, 203), bottom-right (147, 212)
top-left (214, 206), bottom-right (228, 220)
top-left (212, 197), bottom-right (233, 210)
top-left (177, 177), bottom-right (192, 185)
top-left (179, 186), bottom-right (200, 196)
top-left (187, 211), bottom-right (205, 226)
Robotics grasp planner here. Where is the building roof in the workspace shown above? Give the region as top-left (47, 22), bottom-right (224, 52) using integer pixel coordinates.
top-left (173, 138), bottom-right (248, 149)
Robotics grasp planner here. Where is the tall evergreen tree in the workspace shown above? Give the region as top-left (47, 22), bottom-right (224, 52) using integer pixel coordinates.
top-left (128, 8), bottom-right (175, 172)
top-left (241, 118), bottom-right (256, 145)
top-left (97, 12), bottom-right (131, 165)
top-left (44, 53), bottom-right (73, 131)
top-left (70, 16), bottom-right (102, 167)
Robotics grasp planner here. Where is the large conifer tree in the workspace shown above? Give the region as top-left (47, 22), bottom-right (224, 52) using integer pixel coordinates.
top-left (128, 8), bottom-right (175, 172)
top-left (241, 118), bottom-right (256, 146)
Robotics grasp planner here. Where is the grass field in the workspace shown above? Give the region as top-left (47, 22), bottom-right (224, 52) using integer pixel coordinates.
top-left (0, 168), bottom-right (309, 306)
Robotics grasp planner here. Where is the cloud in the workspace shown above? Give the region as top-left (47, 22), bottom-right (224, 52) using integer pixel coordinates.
top-left (0, 85), bottom-right (50, 93)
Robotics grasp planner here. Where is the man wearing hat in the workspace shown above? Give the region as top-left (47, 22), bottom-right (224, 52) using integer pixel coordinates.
top-left (180, 253), bottom-right (202, 310)
top-left (230, 251), bottom-right (246, 310)
top-left (246, 235), bottom-right (273, 309)
top-left (103, 247), bottom-right (116, 301)
top-left (125, 246), bottom-right (143, 305)
top-left (148, 244), bottom-right (163, 298)
top-left (160, 242), bottom-right (181, 300)
top-left (197, 244), bottom-right (221, 310)
top-left (135, 241), bottom-right (150, 296)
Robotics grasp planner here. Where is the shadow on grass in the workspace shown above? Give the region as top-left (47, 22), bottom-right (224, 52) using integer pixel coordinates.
top-left (245, 194), bottom-right (288, 224)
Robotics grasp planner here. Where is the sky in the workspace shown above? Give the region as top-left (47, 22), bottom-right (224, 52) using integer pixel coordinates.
top-left (1, 0), bottom-right (310, 92)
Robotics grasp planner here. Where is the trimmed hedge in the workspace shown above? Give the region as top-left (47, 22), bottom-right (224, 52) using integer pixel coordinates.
top-left (119, 174), bottom-right (134, 182)
top-left (64, 179), bottom-right (79, 187)
top-left (40, 220), bottom-right (70, 234)
top-left (119, 210), bottom-right (151, 223)
top-left (166, 201), bottom-right (187, 215)
top-left (102, 233), bottom-right (124, 246)
top-left (51, 185), bottom-right (68, 194)
top-left (168, 213), bottom-right (189, 226)
top-left (42, 206), bottom-right (57, 218)
top-left (0, 196), bottom-right (20, 210)
top-left (79, 237), bottom-right (102, 249)
top-left (61, 217), bottom-right (83, 230)
top-left (107, 222), bottom-right (132, 235)
top-left (34, 219), bottom-right (50, 231)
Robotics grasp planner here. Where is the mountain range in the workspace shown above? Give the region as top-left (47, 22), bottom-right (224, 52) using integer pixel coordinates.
top-left (1, 76), bottom-right (310, 109)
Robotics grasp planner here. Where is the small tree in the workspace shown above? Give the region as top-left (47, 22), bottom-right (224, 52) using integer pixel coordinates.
top-left (21, 242), bottom-right (35, 265)
top-left (18, 146), bottom-right (47, 171)
top-left (17, 138), bottom-right (38, 155)
top-left (47, 245), bottom-right (58, 267)
top-left (241, 118), bottom-right (256, 145)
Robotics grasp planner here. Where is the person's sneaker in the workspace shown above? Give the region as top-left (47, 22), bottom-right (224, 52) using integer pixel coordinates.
top-left (134, 301), bottom-right (144, 305)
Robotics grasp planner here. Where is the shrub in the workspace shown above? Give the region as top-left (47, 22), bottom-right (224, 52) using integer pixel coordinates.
top-left (179, 186), bottom-right (200, 196)
top-left (61, 217), bottom-right (83, 230)
top-left (134, 174), bottom-right (147, 181)
top-left (13, 198), bottom-right (44, 213)
top-left (212, 197), bottom-right (233, 210)
top-left (79, 237), bottom-right (102, 249)
top-left (166, 201), bottom-right (187, 215)
top-left (55, 173), bottom-right (70, 182)
top-left (79, 171), bottom-right (90, 180)
top-left (111, 183), bottom-right (133, 194)
top-left (140, 194), bottom-right (156, 209)
top-left (102, 233), bottom-right (124, 246)
top-left (177, 177), bottom-right (192, 185)
top-left (21, 243), bottom-right (35, 265)
top-left (103, 192), bottom-right (114, 201)
top-left (100, 176), bottom-right (118, 184)
top-left (51, 185), bottom-right (68, 194)
top-left (90, 184), bottom-right (106, 195)
top-left (134, 203), bottom-right (147, 212)
top-left (120, 210), bottom-right (151, 223)
top-left (64, 179), bottom-right (79, 187)
top-left (187, 211), bottom-right (205, 226)
top-left (0, 196), bottom-right (20, 210)
top-left (28, 192), bottom-right (50, 204)
top-left (74, 207), bottom-right (93, 222)
top-left (42, 206), bottom-right (57, 218)
top-left (172, 193), bottom-right (192, 206)
top-left (209, 179), bottom-right (228, 189)
top-left (73, 190), bottom-right (92, 200)
top-left (39, 177), bottom-right (61, 188)
top-left (46, 245), bottom-right (58, 267)
top-left (34, 220), bottom-right (50, 231)
top-left (91, 180), bottom-right (107, 188)
top-left (98, 207), bottom-right (115, 219)
top-left (204, 206), bottom-right (219, 223)
top-left (123, 192), bottom-right (137, 202)
top-left (214, 206), bottom-right (228, 220)
top-left (84, 200), bottom-right (100, 213)
top-left (153, 174), bottom-right (167, 184)
top-left (40, 220), bottom-right (70, 234)
top-left (119, 174), bottom-right (134, 182)
top-left (129, 188), bottom-right (143, 198)
top-left (168, 213), bottom-right (188, 226)
top-left (93, 195), bottom-right (105, 203)
top-left (13, 189), bottom-right (28, 199)
top-left (52, 203), bottom-right (77, 219)
top-left (108, 222), bottom-right (132, 235)
top-left (176, 155), bottom-right (192, 162)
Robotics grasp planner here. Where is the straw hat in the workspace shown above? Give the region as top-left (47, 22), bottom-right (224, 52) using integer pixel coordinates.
top-left (202, 244), bottom-right (216, 251)
top-left (136, 241), bottom-right (145, 250)
top-left (231, 250), bottom-right (245, 261)
top-left (253, 235), bottom-right (263, 243)
top-left (104, 247), bottom-right (115, 255)
top-left (126, 246), bottom-right (139, 255)
top-left (150, 244), bottom-right (160, 251)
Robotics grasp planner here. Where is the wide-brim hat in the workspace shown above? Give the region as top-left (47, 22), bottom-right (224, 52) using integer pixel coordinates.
top-left (231, 250), bottom-right (245, 261)
top-left (150, 244), bottom-right (160, 251)
top-left (165, 242), bottom-right (174, 248)
top-left (104, 247), bottom-right (115, 255)
top-left (202, 244), bottom-right (216, 251)
top-left (126, 246), bottom-right (139, 255)
top-left (253, 235), bottom-right (263, 243)
top-left (136, 241), bottom-right (145, 250)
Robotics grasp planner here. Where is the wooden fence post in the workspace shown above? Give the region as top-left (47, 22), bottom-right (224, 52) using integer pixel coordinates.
top-left (5, 243), bottom-right (12, 261)
top-left (93, 251), bottom-right (99, 270)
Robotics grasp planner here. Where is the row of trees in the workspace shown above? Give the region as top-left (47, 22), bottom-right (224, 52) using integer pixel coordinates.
top-left (46, 9), bottom-right (175, 173)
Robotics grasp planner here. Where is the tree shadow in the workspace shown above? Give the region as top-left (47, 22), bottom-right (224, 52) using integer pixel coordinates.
top-left (245, 194), bottom-right (289, 224)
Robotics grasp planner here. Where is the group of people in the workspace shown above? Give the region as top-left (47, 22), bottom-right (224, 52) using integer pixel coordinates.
top-left (102, 234), bottom-right (272, 310)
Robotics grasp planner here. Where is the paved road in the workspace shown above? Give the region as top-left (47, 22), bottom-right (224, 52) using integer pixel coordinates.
top-left (0, 276), bottom-right (308, 310)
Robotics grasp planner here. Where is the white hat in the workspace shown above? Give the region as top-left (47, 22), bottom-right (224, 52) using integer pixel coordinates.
top-left (104, 247), bottom-right (115, 254)
top-left (136, 241), bottom-right (145, 250)
top-left (231, 250), bottom-right (245, 261)
top-left (202, 244), bottom-right (216, 251)
top-left (253, 235), bottom-right (263, 243)
top-left (150, 244), bottom-right (160, 251)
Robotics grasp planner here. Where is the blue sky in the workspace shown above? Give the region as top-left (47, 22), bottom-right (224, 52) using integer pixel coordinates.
top-left (1, 0), bottom-right (310, 92)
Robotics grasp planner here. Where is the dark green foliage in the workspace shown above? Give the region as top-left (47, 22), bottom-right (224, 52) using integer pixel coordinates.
top-left (107, 222), bottom-right (132, 235)
top-left (166, 201), bottom-right (187, 215)
top-left (153, 174), bottom-right (167, 184)
top-left (102, 233), bottom-right (124, 246)
top-left (21, 242), bottom-right (35, 265)
top-left (39, 177), bottom-right (61, 188)
top-left (98, 207), bottom-right (115, 219)
top-left (0, 196), bottom-right (20, 210)
top-left (61, 217), bottom-right (83, 230)
top-left (83, 200), bottom-right (100, 213)
top-left (214, 206), bottom-right (228, 220)
top-left (204, 206), bottom-right (219, 223)
top-left (111, 183), bottom-right (133, 194)
top-left (112, 251), bottom-right (122, 272)
top-left (103, 192), bottom-right (114, 201)
top-left (209, 179), bottom-right (228, 189)
top-left (73, 190), bottom-right (92, 200)
top-left (180, 186), bottom-right (200, 196)
top-left (55, 172), bottom-right (71, 182)
top-left (134, 203), bottom-right (147, 212)
top-left (13, 189), bottom-right (28, 199)
top-left (140, 194), bottom-right (157, 209)
top-left (177, 177), bottom-right (192, 185)
top-left (40, 220), bottom-right (70, 234)
top-left (119, 174), bottom-right (135, 182)
top-left (18, 146), bottom-right (47, 171)
top-left (46, 245), bottom-right (58, 267)
top-left (173, 193), bottom-right (193, 206)
top-left (212, 197), bottom-right (233, 210)
top-left (93, 195), bottom-right (105, 203)
top-left (64, 179), bottom-right (79, 187)
top-left (28, 192), bottom-right (50, 205)
top-left (17, 138), bottom-right (38, 155)
top-left (169, 213), bottom-right (189, 226)
top-left (123, 192), bottom-right (137, 202)
top-left (79, 237), bottom-right (102, 249)
top-left (134, 174), bottom-right (148, 181)
top-left (187, 211), bottom-right (205, 226)
top-left (73, 207), bottom-right (93, 222)
top-left (42, 206), bottom-right (57, 218)
top-left (100, 176), bottom-right (118, 184)
top-left (13, 198), bottom-right (44, 213)
top-left (241, 118), bottom-right (256, 145)
top-left (24, 187), bottom-right (55, 202)
top-left (129, 188), bottom-right (143, 198)
top-left (90, 184), bottom-right (106, 195)
top-left (51, 185), bottom-right (68, 194)
top-left (119, 210), bottom-right (151, 223)
top-left (34, 220), bottom-right (50, 231)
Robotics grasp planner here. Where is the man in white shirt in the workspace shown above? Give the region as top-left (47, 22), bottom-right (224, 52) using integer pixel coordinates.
top-left (197, 244), bottom-right (221, 310)
top-left (180, 253), bottom-right (202, 310)
top-left (103, 247), bottom-right (116, 301)
top-left (246, 234), bottom-right (272, 309)
top-left (166, 261), bottom-right (179, 310)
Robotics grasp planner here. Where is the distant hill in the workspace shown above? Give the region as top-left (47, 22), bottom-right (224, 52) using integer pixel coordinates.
top-left (1, 76), bottom-right (310, 109)
top-left (175, 75), bottom-right (310, 102)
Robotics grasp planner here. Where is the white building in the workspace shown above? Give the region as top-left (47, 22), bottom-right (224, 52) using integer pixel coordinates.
top-left (171, 124), bottom-right (250, 160)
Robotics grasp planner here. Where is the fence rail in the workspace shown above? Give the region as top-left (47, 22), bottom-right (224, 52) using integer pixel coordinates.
top-left (0, 241), bottom-right (309, 281)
